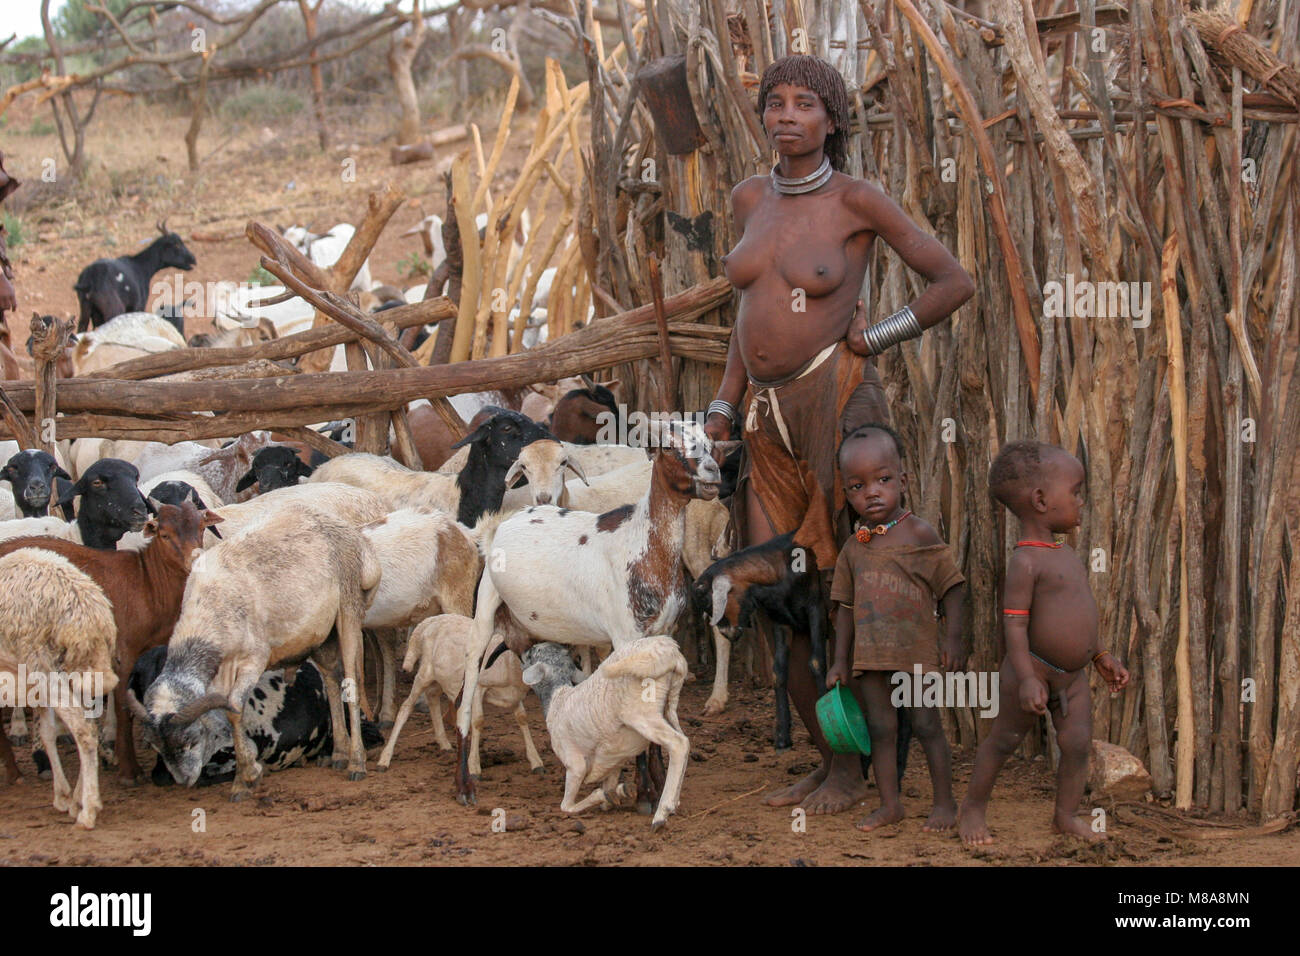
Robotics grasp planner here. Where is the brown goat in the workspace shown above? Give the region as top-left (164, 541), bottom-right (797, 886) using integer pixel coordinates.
top-left (0, 500), bottom-right (222, 782)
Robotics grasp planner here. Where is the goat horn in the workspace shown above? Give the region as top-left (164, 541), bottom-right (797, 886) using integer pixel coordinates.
top-left (124, 688), bottom-right (152, 723)
top-left (173, 691), bottom-right (231, 726)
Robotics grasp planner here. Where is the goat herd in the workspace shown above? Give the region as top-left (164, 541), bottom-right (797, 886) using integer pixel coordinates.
top-left (0, 225), bottom-right (816, 836)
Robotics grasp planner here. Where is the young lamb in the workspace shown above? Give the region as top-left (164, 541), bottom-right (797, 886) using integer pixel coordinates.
top-left (0, 547), bottom-right (118, 828)
top-left (457, 419), bottom-right (737, 805)
top-left (521, 637), bottom-right (690, 830)
top-left (73, 224), bottom-right (197, 332)
top-left (377, 614), bottom-right (543, 777)
top-left (129, 506), bottom-right (381, 799)
top-left (0, 500), bottom-right (221, 782)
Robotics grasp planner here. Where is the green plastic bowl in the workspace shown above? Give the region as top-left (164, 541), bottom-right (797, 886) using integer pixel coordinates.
top-left (816, 684), bottom-right (872, 755)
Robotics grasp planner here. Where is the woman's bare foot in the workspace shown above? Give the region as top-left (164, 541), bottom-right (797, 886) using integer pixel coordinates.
top-left (855, 802), bottom-right (904, 831)
top-left (800, 753), bottom-right (871, 814)
top-left (1054, 811), bottom-right (1108, 842)
top-left (958, 802), bottom-right (994, 845)
top-left (763, 765), bottom-right (828, 807)
top-left (922, 801), bottom-right (958, 832)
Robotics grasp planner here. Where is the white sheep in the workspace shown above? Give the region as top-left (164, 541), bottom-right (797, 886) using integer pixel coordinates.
top-left (0, 548), bottom-right (118, 828)
top-left (359, 508), bottom-right (481, 727)
top-left (521, 637), bottom-right (689, 829)
top-left (377, 614), bottom-right (544, 777)
top-left (282, 223), bottom-right (373, 292)
top-left (310, 452), bottom-right (459, 514)
top-left (202, 481), bottom-right (388, 549)
top-left (0, 515), bottom-right (82, 545)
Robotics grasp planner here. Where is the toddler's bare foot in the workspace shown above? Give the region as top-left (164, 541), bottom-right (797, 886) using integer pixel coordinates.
top-left (1054, 811), bottom-right (1108, 842)
top-left (958, 802), bottom-right (994, 845)
top-left (922, 802), bottom-right (957, 832)
top-left (854, 803), bottom-right (904, 832)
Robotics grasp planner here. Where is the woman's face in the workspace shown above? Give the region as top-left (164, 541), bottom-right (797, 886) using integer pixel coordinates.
top-left (762, 82), bottom-right (833, 158)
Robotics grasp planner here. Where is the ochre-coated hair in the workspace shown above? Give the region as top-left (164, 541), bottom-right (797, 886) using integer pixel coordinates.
top-left (757, 54), bottom-right (851, 171)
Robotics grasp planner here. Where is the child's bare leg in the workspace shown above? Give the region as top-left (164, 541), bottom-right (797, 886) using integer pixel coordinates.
top-left (854, 671), bottom-right (904, 831)
top-left (1050, 669), bottom-right (1102, 841)
top-left (909, 702), bottom-right (956, 831)
top-left (958, 659), bottom-right (1037, 845)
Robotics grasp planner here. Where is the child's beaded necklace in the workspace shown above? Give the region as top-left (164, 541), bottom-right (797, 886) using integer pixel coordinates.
top-left (856, 510), bottom-right (912, 543)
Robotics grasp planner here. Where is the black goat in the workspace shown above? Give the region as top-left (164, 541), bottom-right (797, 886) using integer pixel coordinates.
top-left (56, 457), bottom-right (152, 549)
top-left (692, 530), bottom-right (912, 777)
top-left (450, 406), bottom-right (554, 526)
top-left (146, 480), bottom-right (223, 541)
top-left (73, 223), bottom-right (197, 332)
top-left (1, 449), bottom-right (72, 519)
top-left (235, 445), bottom-right (314, 496)
top-left (692, 532), bottom-right (826, 750)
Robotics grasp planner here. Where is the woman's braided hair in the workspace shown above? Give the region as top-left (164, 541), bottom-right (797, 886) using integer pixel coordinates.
top-left (757, 54), bottom-right (852, 171)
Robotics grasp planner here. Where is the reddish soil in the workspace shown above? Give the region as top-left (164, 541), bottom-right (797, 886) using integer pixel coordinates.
top-left (1, 676), bottom-right (1294, 867)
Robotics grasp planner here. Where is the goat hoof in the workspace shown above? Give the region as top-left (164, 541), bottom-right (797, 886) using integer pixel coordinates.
top-left (331, 757), bottom-right (349, 771)
top-left (531, 765), bottom-right (546, 774)
top-left (636, 798), bottom-right (654, 816)
top-left (38, 770), bottom-right (53, 782)
top-left (651, 817), bottom-right (667, 832)
top-left (348, 770), bottom-right (365, 782)
top-left (374, 763), bottom-right (389, 773)
top-left (456, 791), bottom-right (477, 808)
top-left (230, 789), bottom-right (250, 803)
top-left (379, 720), bottom-right (395, 730)
top-left (9, 734), bottom-right (27, 748)
top-left (702, 699), bottom-right (725, 717)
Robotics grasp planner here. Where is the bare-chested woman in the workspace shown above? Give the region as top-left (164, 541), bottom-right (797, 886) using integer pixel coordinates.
top-left (703, 55), bottom-right (974, 814)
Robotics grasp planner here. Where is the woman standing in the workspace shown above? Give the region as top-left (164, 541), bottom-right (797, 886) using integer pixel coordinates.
top-left (704, 55), bottom-right (974, 814)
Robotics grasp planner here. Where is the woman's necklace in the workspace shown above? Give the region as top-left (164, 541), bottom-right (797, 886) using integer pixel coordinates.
top-left (856, 510), bottom-right (912, 543)
top-left (771, 155), bottom-right (832, 195)
top-left (1016, 539), bottom-right (1062, 549)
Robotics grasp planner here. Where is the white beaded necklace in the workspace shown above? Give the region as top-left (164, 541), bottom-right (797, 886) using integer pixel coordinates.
top-left (771, 155), bottom-right (832, 195)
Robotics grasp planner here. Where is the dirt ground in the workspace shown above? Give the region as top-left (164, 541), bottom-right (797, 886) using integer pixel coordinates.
top-left (1, 674), bottom-right (1296, 867)
top-left (2, 101), bottom-right (1296, 868)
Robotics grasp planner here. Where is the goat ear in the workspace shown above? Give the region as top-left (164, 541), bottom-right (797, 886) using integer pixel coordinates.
top-left (201, 509), bottom-right (224, 539)
top-left (503, 460), bottom-right (527, 488)
top-left (710, 576), bottom-right (734, 627)
top-left (0, 464), bottom-right (16, 483)
top-left (294, 459), bottom-right (314, 479)
top-left (711, 440), bottom-right (742, 460)
top-left (56, 476), bottom-right (86, 506)
top-left (564, 458), bottom-right (589, 486)
top-left (53, 465), bottom-right (72, 482)
top-left (521, 663), bottom-right (545, 687)
top-left (142, 517), bottom-right (159, 539)
top-left (234, 469), bottom-right (258, 493)
top-left (450, 423), bottom-right (490, 450)
top-left (143, 494), bottom-right (158, 516)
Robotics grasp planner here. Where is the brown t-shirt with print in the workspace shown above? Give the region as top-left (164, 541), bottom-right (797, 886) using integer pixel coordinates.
top-left (829, 537), bottom-right (965, 672)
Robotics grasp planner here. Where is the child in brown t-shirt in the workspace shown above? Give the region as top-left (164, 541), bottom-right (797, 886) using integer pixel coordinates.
top-left (826, 424), bottom-right (966, 832)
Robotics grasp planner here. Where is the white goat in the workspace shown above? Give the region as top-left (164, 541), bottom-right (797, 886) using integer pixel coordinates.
top-left (202, 481), bottom-right (388, 548)
top-left (377, 614), bottom-right (544, 777)
top-left (0, 548), bottom-right (118, 828)
top-left (283, 223), bottom-right (373, 292)
top-left (456, 419), bottom-right (734, 785)
top-left (521, 637), bottom-right (689, 829)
